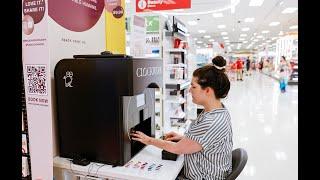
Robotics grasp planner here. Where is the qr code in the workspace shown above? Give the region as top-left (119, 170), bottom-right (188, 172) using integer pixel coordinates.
top-left (26, 65), bottom-right (47, 95)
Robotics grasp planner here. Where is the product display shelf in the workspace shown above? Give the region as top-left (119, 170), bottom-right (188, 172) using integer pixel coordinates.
top-left (162, 27), bottom-right (190, 128)
top-left (22, 75), bottom-right (32, 179)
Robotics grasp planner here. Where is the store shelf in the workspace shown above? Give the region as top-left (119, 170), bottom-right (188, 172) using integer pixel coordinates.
top-left (166, 63), bottom-right (187, 68)
top-left (165, 80), bottom-right (190, 90)
top-left (170, 112), bottom-right (186, 119)
top-left (165, 96), bottom-right (186, 104)
top-left (166, 48), bottom-right (187, 54)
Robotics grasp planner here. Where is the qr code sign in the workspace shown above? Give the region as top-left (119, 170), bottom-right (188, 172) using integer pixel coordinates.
top-left (26, 65), bottom-right (47, 95)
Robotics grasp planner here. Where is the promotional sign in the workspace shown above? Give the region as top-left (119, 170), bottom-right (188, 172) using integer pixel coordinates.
top-left (22, 0), bottom-right (106, 179)
top-left (136, 0), bottom-right (191, 12)
top-left (146, 16), bottom-right (159, 33)
top-left (130, 15), bottom-right (146, 57)
top-left (105, 0), bottom-right (126, 54)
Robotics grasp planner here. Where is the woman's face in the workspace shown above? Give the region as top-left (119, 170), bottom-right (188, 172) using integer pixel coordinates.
top-left (189, 77), bottom-right (207, 105)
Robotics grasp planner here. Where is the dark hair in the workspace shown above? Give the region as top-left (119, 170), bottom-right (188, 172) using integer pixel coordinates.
top-left (280, 68), bottom-right (284, 72)
top-left (281, 56), bottom-right (286, 61)
top-left (193, 56), bottom-right (230, 99)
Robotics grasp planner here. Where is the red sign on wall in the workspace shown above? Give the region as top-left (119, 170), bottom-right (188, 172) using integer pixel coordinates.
top-left (136, 0), bottom-right (191, 12)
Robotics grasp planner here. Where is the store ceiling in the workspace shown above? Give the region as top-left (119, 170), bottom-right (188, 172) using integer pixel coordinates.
top-left (126, 0), bottom-right (298, 53)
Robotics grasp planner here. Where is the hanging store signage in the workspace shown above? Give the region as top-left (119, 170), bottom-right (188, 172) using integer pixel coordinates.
top-left (136, 0), bottom-right (191, 12)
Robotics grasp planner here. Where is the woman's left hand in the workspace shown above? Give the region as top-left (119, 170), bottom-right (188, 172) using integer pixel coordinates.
top-left (131, 131), bottom-right (152, 145)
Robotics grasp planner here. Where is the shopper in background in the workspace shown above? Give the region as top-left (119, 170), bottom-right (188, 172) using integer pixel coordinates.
top-left (258, 58), bottom-right (264, 72)
top-left (235, 58), bottom-right (244, 81)
top-left (279, 68), bottom-right (287, 93)
top-left (278, 56), bottom-right (291, 91)
top-left (131, 56), bottom-right (233, 180)
top-left (245, 56), bottom-right (251, 76)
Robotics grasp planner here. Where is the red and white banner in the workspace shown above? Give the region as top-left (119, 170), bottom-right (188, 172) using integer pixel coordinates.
top-left (136, 0), bottom-right (191, 12)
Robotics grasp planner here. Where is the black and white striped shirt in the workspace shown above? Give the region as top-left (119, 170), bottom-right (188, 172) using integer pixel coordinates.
top-left (178, 105), bottom-right (233, 180)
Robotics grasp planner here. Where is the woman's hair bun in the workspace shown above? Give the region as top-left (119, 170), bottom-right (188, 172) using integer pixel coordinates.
top-left (212, 56), bottom-right (226, 71)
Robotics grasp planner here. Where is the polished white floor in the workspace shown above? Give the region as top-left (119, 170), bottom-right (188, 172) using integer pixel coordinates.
top-left (222, 71), bottom-right (298, 180)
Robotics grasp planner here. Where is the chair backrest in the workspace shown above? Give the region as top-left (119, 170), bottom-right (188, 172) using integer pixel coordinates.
top-left (225, 148), bottom-right (248, 180)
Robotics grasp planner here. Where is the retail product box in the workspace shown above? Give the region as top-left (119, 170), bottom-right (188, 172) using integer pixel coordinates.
top-left (22, 156), bottom-right (30, 177)
top-left (22, 112), bottom-right (24, 131)
top-left (22, 134), bottom-right (28, 154)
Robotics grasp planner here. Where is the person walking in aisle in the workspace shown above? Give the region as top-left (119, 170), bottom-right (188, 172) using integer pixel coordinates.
top-left (245, 56), bottom-right (251, 76)
top-left (131, 56), bottom-right (233, 180)
top-left (235, 58), bottom-right (244, 81)
top-left (278, 56), bottom-right (291, 92)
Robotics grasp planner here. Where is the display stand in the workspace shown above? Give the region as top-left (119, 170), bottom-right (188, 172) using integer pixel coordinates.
top-left (162, 28), bottom-right (190, 132)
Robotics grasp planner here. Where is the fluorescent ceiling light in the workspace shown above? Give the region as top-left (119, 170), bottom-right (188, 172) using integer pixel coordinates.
top-left (282, 7), bottom-right (297, 14)
top-left (194, 38), bottom-right (198, 40)
top-left (221, 32), bottom-right (228, 35)
top-left (261, 30), bottom-right (269, 33)
top-left (249, 0), bottom-right (264, 6)
top-left (204, 35), bottom-right (211, 38)
top-left (223, 37), bottom-right (229, 39)
top-left (240, 34), bottom-right (247, 37)
top-left (289, 25), bottom-right (298, 29)
top-left (243, 41), bottom-right (248, 43)
top-left (198, 30), bottom-right (206, 33)
top-left (188, 21), bottom-right (198, 26)
top-left (272, 37), bottom-right (278, 40)
top-left (225, 40), bottom-right (230, 43)
top-left (242, 27), bottom-right (250, 31)
top-left (212, 13), bottom-right (223, 17)
top-left (218, 25), bottom-right (226, 29)
top-left (253, 39), bottom-right (259, 42)
top-left (244, 18), bottom-right (255, 22)
top-left (239, 38), bottom-right (245, 41)
top-left (209, 39), bottom-right (215, 42)
top-left (266, 40), bottom-right (271, 43)
top-left (269, 22), bottom-right (280, 26)
top-left (197, 41), bottom-right (203, 44)
top-left (279, 31), bottom-right (284, 35)
top-left (257, 35), bottom-right (263, 38)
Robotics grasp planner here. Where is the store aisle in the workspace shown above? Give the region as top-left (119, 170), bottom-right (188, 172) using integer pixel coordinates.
top-left (222, 71), bottom-right (298, 180)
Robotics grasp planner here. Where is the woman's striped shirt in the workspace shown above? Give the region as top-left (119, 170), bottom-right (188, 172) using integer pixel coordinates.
top-left (178, 105), bottom-right (233, 180)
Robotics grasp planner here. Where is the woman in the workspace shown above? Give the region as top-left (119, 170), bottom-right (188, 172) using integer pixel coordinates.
top-left (131, 56), bottom-right (233, 180)
top-left (278, 56), bottom-right (291, 91)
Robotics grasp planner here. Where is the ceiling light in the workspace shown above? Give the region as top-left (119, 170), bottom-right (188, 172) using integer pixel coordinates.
top-left (188, 21), bottom-right (198, 26)
top-left (212, 13), bottom-right (223, 18)
top-left (194, 38), bottom-right (198, 41)
top-left (221, 32), bottom-right (228, 35)
top-left (204, 35), bottom-right (211, 38)
top-left (225, 40), bottom-right (230, 43)
top-left (257, 35), bottom-right (263, 38)
top-left (240, 34), bottom-right (247, 37)
top-left (261, 30), bottom-right (269, 33)
top-left (266, 40), bottom-right (271, 43)
top-left (198, 30), bottom-right (206, 33)
top-left (279, 31), bottom-right (284, 35)
top-left (197, 41), bottom-right (203, 44)
top-left (242, 27), bottom-right (250, 31)
top-left (244, 18), bottom-right (255, 22)
top-left (282, 7), bottom-right (297, 14)
top-left (279, 1), bottom-right (284, 6)
top-left (209, 39), bottom-right (215, 42)
top-left (223, 37), bottom-right (229, 39)
top-left (253, 39), bottom-right (259, 42)
top-left (289, 25), bottom-right (298, 29)
top-left (218, 25), bottom-right (226, 29)
top-left (243, 41), bottom-right (248, 43)
top-left (272, 37), bottom-right (278, 40)
top-left (249, 0), bottom-right (264, 6)
top-left (239, 38), bottom-right (245, 41)
top-left (269, 22), bottom-right (280, 26)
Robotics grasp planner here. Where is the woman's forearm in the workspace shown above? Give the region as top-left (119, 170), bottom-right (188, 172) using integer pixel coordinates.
top-left (149, 138), bottom-right (181, 154)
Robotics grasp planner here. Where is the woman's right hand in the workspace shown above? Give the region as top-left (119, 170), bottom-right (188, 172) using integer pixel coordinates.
top-left (164, 131), bottom-right (183, 142)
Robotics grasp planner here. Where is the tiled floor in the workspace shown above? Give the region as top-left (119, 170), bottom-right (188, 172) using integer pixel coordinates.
top-left (222, 71), bottom-right (298, 180)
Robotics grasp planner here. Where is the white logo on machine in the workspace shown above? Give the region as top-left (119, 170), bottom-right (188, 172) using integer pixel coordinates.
top-left (63, 71), bottom-right (73, 87)
top-left (136, 66), bottom-right (162, 77)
